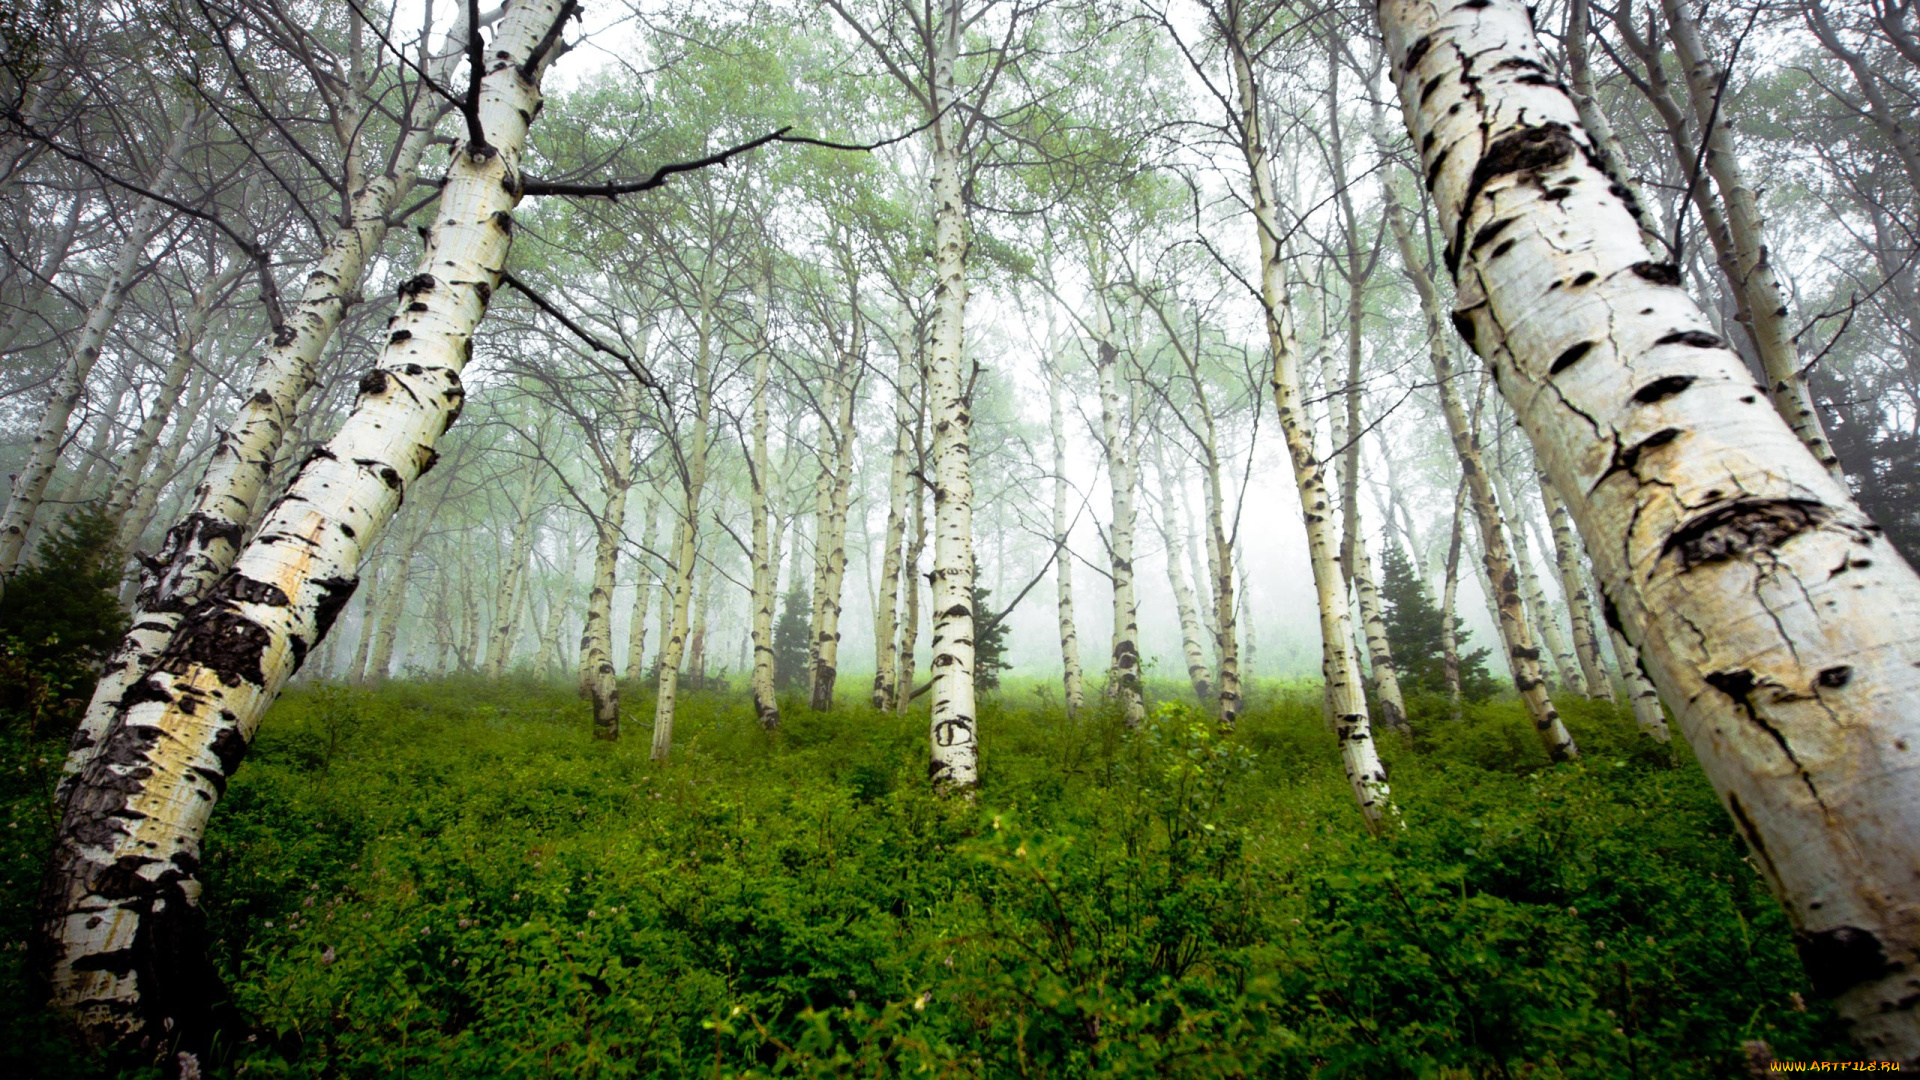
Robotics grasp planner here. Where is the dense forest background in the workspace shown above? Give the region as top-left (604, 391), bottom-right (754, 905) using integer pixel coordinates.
top-left (1, 0), bottom-right (1917, 1073)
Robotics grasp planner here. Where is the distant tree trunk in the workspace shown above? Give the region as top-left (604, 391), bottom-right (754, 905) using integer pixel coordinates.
top-left (0, 110), bottom-right (199, 578)
top-left (810, 341), bottom-right (858, 712)
top-left (0, 194), bottom-right (84, 358)
top-left (1093, 289), bottom-right (1145, 726)
top-left (56, 365), bottom-right (134, 513)
top-left (925, 0), bottom-right (979, 791)
top-left (750, 302), bottom-right (781, 725)
top-left (1441, 476), bottom-right (1466, 718)
top-left (533, 572), bottom-right (569, 680)
top-left (347, 558), bottom-right (382, 684)
top-left (116, 364), bottom-right (216, 559)
top-left (580, 386), bottom-right (637, 739)
top-left (485, 469), bottom-right (541, 678)
top-left (1227, 8), bottom-right (1391, 829)
top-left (1048, 363), bottom-right (1086, 715)
top-left (1538, 474), bottom-right (1612, 700)
top-left (1200, 390), bottom-right (1240, 725)
top-left (687, 542), bottom-right (715, 684)
top-left (1490, 449), bottom-right (1585, 696)
top-left (1152, 435), bottom-right (1213, 704)
top-left (1563, 0), bottom-right (1661, 253)
top-left (627, 500), bottom-right (658, 680)
top-left (654, 287), bottom-right (715, 760)
top-left (897, 430), bottom-right (926, 714)
top-left (102, 261), bottom-right (247, 542)
top-left (1382, 0), bottom-right (1920, 1051)
top-left (872, 334), bottom-right (915, 712)
top-left (1373, 106), bottom-right (1578, 762)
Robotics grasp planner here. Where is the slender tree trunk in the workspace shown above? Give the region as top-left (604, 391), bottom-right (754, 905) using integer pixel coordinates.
top-left (1490, 447), bottom-right (1585, 696)
top-left (485, 469), bottom-right (541, 678)
top-left (117, 364), bottom-right (216, 561)
top-left (1538, 473), bottom-right (1612, 700)
top-left (1201, 396), bottom-right (1240, 725)
top-left (0, 194), bottom-right (84, 358)
top-left (1607, 619), bottom-right (1672, 741)
top-left (1564, 0), bottom-right (1662, 253)
top-left (533, 571), bottom-right (569, 681)
top-left (1093, 289), bottom-right (1145, 726)
top-left (580, 386), bottom-right (636, 739)
top-left (57, 365), bottom-right (134, 511)
top-left (654, 289), bottom-right (714, 760)
top-left (1048, 363), bottom-right (1086, 715)
top-left (687, 543), bottom-right (715, 684)
top-left (1382, 0), bottom-right (1920, 1052)
top-left (1227, 11), bottom-right (1391, 829)
top-left (872, 337), bottom-right (914, 712)
top-left (1441, 476), bottom-right (1466, 719)
top-left (750, 319), bottom-right (780, 725)
top-left (810, 349), bottom-right (858, 712)
top-left (347, 558), bottom-right (381, 685)
top-left (67, 16), bottom-right (477, 782)
top-left (0, 111), bottom-right (198, 577)
top-left (897, 436), bottom-right (926, 715)
top-left (1372, 103), bottom-right (1578, 761)
top-left (627, 500), bottom-right (658, 680)
top-left (1661, 0), bottom-right (1845, 480)
top-left (102, 261), bottom-right (246, 540)
top-left (40, 4), bottom-right (573, 1054)
top-left (1153, 435), bottom-right (1213, 704)
top-left (925, 0), bottom-right (978, 791)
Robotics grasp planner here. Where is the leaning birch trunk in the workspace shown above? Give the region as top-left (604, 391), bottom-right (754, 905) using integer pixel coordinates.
top-left (1094, 297), bottom-right (1145, 726)
top-left (1441, 477), bottom-right (1467, 719)
top-left (1382, 0), bottom-right (1920, 1053)
top-left (57, 367), bottom-right (134, 511)
top-left (1491, 453), bottom-right (1586, 696)
top-left (627, 500), bottom-right (658, 680)
top-left (750, 333), bottom-right (781, 726)
top-left (0, 111), bottom-right (198, 578)
top-left (1227, 17), bottom-right (1389, 829)
top-left (1372, 104), bottom-right (1578, 761)
top-left (924, 0), bottom-right (978, 791)
top-left (580, 386), bottom-right (636, 739)
top-left (116, 364), bottom-right (218, 561)
top-left (68, 19), bottom-right (476, 782)
top-left (1048, 363), bottom-right (1086, 715)
top-left (653, 294), bottom-right (714, 760)
top-left (1152, 436), bottom-right (1213, 704)
top-left (484, 468), bottom-right (541, 678)
top-left (1607, 620), bottom-right (1672, 741)
top-left (1660, 0), bottom-right (1844, 481)
top-left (811, 354), bottom-right (858, 712)
top-left (871, 338), bottom-right (914, 711)
top-left (102, 261), bottom-right (248, 540)
top-left (347, 558), bottom-right (381, 684)
top-left (1537, 473), bottom-right (1612, 700)
top-left (1326, 339), bottom-right (1412, 734)
top-left (40, 2), bottom-right (572, 1052)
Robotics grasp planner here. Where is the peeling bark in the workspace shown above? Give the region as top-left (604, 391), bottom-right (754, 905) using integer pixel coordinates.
top-left (1381, 0), bottom-right (1920, 1052)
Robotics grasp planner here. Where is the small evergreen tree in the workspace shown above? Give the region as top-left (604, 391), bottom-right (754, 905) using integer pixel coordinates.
top-left (771, 585), bottom-right (811, 692)
top-left (1377, 542), bottom-right (1497, 703)
top-left (0, 505), bottom-right (128, 734)
top-left (973, 583), bottom-right (1011, 693)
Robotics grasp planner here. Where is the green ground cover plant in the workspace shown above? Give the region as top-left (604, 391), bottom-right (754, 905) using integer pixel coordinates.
top-left (1, 677), bottom-right (1847, 1077)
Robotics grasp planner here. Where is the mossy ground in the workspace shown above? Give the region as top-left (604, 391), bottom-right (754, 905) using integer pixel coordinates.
top-left (1, 675), bottom-right (1849, 1077)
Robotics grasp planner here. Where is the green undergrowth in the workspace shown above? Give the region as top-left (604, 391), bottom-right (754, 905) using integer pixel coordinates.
top-left (1, 674), bottom-right (1849, 1077)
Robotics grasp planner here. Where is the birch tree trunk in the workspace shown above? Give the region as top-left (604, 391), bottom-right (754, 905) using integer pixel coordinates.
top-left (118, 365), bottom-right (216, 565)
top-left (1373, 105), bottom-right (1578, 761)
top-left (898, 437), bottom-right (926, 715)
top-left (40, 2), bottom-right (573, 1052)
top-left (347, 558), bottom-right (381, 685)
top-left (1227, 11), bottom-right (1390, 829)
top-left (750, 327), bottom-right (781, 725)
top-left (1153, 436), bottom-right (1213, 704)
top-left (58, 366), bottom-right (134, 511)
top-left (580, 385), bottom-right (637, 739)
top-left (533, 572), bottom-right (569, 680)
top-left (1201, 398), bottom-right (1240, 725)
top-left (1093, 293), bottom-right (1145, 726)
top-left (1382, 0), bottom-right (1920, 1052)
top-left (924, 0), bottom-right (978, 791)
top-left (1048, 363), bottom-right (1086, 715)
top-left (68, 16), bottom-right (478, 781)
top-left (1607, 620), bottom-right (1672, 742)
top-left (810, 347), bottom-right (858, 712)
top-left (1661, 0), bottom-right (1844, 481)
top-left (484, 468), bottom-right (541, 678)
top-left (0, 111), bottom-right (198, 577)
top-left (1490, 450), bottom-right (1585, 696)
top-left (1441, 477), bottom-right (1466, 719)
top-left (872, 337), bottom-right (915, 712)
top-left (654, 290), bottom-right (715, 760)
top-left (627, 500), bottom-right (658, 680)
top-left (1538, 473), bottom-right (1612, 700)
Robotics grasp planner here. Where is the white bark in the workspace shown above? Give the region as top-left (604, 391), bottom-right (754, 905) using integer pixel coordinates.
top-left (872, 334), bottom-right (915, 712)
top-left (751, 313), bottom-right (781, 725)
top-left (809, 343), bottom-right (858, 712)
top-left (1383, 0), bottom-right (1920, 1052)
top-left (1094, 290), bottom-right (1144, 726)
top-left (925, 1), bottom-right (977, 792)
top-left (628, 499), bottom-right (659, 681)
top-left (42, 2), bottom-right (572, 1048)
top-left (1152, 436), bottom-right (1213, 705)
top-left (580, 384), bottom-right (637, 739)
top-left (1538, 473), bottom-right (1613, 700)
top-left (484, 469), bottom-right (542, 678)
top-left (1491, 451), bottom-right (1585, 696)
top-left (654, 292), bottom-right (715, 760)
top-left (0, 110), bottom-right (198, 577)
top-left (1227, 14), bottom-right (1391, 830)
top-left (1048, 363), bottom-right (1086, 715)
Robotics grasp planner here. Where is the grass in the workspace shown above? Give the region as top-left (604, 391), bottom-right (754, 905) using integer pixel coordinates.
top-left (0, 673), bottom-right (1850, 1077)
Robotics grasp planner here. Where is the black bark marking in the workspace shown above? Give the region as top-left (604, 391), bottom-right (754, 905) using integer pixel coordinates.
top-left (1662, 498), bottom-right (1832, 572)
top-left (1420, 74), bottom-right (1446, 106)
top-left (1550, 341), bottom-right (1593, 374)
top-left (1618, 427), bottom-right (1681, 472)
top-left (1403, 34), bottom-right (1433, 72)
top-left (1631, 261), bottom-right (1681, 286)
top-left (172, 595), bottom-right (273, 689)
top-left (1456, 123), bottom-right (1576, 258)
top-left (1816, 665), bottom-right (1852, 689)
top-left (1470, 215), bottom-right (1516, 254)
top-left (1571, 271), bottom-right (1596, 287)
top-left (1654, 329), bottom-right (1723, 350)
top-left (1450, 308), bottom-right (1478, 349)
top-left (398, 273), bottom-right (437, 299)
top-left (1632, 375), bottom-right (1696, 404)
top-left (225, 575), bottom-right (291, 607)
top-left (388, 330), bottom-right (412, 345)
top-left (1796, 926), bottom-right (1895, 997)
top-left (358, 369), bottom-right (390, 396)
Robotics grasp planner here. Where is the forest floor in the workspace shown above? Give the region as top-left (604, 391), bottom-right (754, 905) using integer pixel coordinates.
top-left (2, 676), bottom-right (1852, 1078)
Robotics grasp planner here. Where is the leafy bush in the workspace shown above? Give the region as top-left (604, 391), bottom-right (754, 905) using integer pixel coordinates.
top-left (0, 676), bottom-right (1847, 1078)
